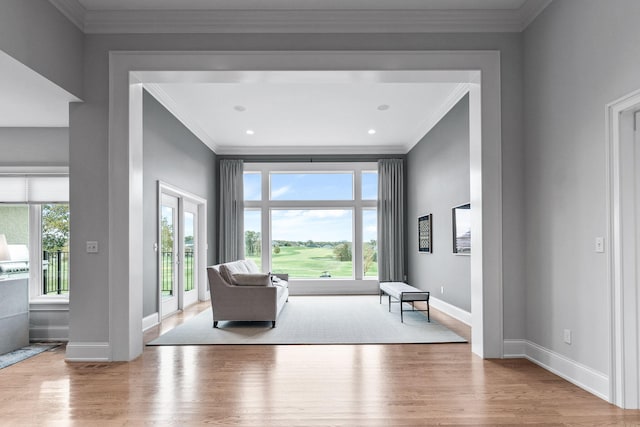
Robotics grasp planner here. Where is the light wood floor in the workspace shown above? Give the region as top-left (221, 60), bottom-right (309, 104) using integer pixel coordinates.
top-left (1, 301), bottom-right (639, 426)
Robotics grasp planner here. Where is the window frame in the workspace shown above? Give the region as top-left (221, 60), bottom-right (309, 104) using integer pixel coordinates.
top-left (244, 162), bottom-right (377, 284)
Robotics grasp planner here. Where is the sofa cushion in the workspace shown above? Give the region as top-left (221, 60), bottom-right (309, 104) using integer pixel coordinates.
top-left (219, 261), bottom-right (249, 284)
top-left (243, 259), bottom-right (260, 274)
top-left (231, 273), bottom-right (271, 286)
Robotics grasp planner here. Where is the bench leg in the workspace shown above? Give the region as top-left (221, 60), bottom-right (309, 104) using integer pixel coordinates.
top-left (213, 321), bottom-right (218, 328)
top-left (272, 321), bottom-right (276, 328)
top-left (401, 301), bottom-right (404, 323)
top-left (388, 295), bottom-right (391, 312)
top-left (427, 301), bottom-right (430, 322)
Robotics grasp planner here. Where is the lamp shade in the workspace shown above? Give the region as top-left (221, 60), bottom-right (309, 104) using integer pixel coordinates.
top-left (0, 234), bottom-right (10, 262)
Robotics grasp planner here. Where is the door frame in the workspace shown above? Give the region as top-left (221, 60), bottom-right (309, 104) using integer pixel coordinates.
top-left (159, 191), bottom-right (179, 318)
top-left (157, 181), bottom-right (207, 320)
top-left (104, 50), bottom-right (502, 361)
top-left (606, 88), bottom-right (640, 409)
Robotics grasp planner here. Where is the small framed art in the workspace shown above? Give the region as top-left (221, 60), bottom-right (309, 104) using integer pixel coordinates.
top-left (418, 214), bottom-right (432, 253)
top-left (452, 203), bottom-right (471, 254)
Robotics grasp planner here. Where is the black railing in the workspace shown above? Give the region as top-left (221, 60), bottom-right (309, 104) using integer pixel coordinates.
top-left (162, 251), bottom-right (174, 295)
top-left (43, 251), bottom-right (69, 295)
top-left (161, 251), bottom-right (195, 295)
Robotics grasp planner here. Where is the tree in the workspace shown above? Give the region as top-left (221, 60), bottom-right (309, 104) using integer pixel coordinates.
top-left (42, 204), bottom-right (70, 252)
top-left (245, 230), bottom-right (261, 256)
top-left (161, 216), bottom-right (173, 254)
top-left (363, 239), bottom-right (377, 274)
top-left (273, 245), bottom-right (281, 255)
top-left (333, 242), bottom-right (352, 262)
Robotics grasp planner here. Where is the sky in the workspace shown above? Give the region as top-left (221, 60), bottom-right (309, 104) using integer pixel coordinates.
top-left (244, 172), bottom-right (377, 242)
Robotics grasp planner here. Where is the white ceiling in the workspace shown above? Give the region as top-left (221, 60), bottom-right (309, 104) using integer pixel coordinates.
top-left (0, 51), bottom-right (79, 127)
top-left (148, 80), bottom-right (464, 154)
top-left (141, 70), bottom-right (473, 155)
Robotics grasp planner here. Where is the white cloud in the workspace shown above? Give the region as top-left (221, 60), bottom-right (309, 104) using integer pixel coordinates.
top-left (271, 185), bottom-right (291, 198)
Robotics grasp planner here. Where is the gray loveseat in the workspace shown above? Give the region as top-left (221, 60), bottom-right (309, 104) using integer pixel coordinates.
top-left (207, 259), bottom-right (289, 328)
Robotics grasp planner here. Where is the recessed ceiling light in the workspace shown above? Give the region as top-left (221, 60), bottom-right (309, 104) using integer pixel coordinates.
top-left (368, 129), bottom-right (377, 135)
top-left (377, 104), bottom-right (390, 111)
top-left (234, 105), bottom-right (246, 112)
top-left (246, 129), bottom-right (255, 135)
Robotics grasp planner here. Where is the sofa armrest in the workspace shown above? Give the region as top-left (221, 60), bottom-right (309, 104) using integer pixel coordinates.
top-left (273, 273), bottom-right (289, 281)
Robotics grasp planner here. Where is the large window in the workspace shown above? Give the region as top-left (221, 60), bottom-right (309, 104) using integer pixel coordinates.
top-left (244, 163), bottom-right (377, 281)
top-left (0, 173), bottom-right (69, 298)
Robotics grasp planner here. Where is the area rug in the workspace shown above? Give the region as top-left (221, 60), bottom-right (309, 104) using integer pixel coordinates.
top-left (148, 295), bottom-right (467, 345)
top-left (0, 343), bottom-right (59, 369)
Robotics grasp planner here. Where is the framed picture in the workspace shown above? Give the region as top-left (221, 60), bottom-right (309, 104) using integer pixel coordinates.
top-left (452, 203), bottom-right (471, 254)
top-left (418, 214), bottom-right (432, 253)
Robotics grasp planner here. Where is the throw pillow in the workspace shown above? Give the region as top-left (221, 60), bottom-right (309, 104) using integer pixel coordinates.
top-left (231, 273), bottom-right (271, 286)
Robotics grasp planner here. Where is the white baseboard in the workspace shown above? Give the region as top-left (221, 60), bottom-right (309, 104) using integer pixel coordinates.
top-left (29, 326), bottom-right (69, 342)
top-left (504, 339), bottom-right (609, 401)
top-left (142, 312), bottom-right (159, 332)
top-left (429, 296), bottom-right (472, 326)
top-left (65, 341), bottom-right (110, 362)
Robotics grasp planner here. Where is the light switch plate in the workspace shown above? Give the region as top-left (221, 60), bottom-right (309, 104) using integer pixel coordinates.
top-left (86, 241), bottom-right (98, 253)
top-left (595, 237), bottom-right (604, 253)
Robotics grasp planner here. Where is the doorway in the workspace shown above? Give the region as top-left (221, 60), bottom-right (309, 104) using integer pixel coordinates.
top-left (158, 182), bottom-right (207, 319)
top-left (607, 88), bottom-right (640, 409)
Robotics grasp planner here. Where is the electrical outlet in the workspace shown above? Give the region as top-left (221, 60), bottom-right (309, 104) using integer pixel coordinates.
top-left (563, 329), bottom-right (571, 344)
top-left (440, 286), bottom-right (444, 294)
top-left (86, 241), bottom-right (98, 253)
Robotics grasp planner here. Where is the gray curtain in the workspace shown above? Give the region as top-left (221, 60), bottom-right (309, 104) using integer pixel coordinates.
top-left (219, 159), bottom-right (244, 262)
top-left (378, 159), bottom-right (405, 282)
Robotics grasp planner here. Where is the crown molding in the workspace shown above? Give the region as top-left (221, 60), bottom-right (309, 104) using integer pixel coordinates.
top-left (143, 83), bottom-right (220, 153)
top-left (48, 0), bottom-right (85, 31)
top-left (404, 82), bottom-right (471, 153)
top-left (518, 0), bottom-right (553, 30)
top-left (215, 143), bottom-right (405, 156)
top-left (49, 0), bottom-right (552, 34)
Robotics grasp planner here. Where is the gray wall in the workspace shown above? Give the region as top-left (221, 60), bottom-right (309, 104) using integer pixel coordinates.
top-left (523, 0), bottom-right (640, 374)
top-left (407, 95), bottom-right (470, 311)
top-left (143, 91), bottom-right (217, 317)
top-left (0, 128), bottom-right (69, 166)
top-left (0, 0), bottom-right (83, 98)
top-left (67, 32), bottom-right (525, 347)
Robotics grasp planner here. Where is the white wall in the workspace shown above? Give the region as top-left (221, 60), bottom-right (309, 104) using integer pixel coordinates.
top-left (523, 0), bottom-right (640, 375)
top-left (407, 95), bottom-right (471, 311)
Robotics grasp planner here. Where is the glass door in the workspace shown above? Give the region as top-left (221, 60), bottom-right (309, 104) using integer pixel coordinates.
top-left (182, 200), bottom-right (198, 308)
top-left (160, 193), bottom-right (179, 317)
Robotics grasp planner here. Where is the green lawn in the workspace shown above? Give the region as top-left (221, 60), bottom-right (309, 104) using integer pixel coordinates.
top-left (248, 246), bottom-right (378, 279)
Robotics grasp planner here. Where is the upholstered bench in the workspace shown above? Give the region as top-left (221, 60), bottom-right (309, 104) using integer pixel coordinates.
top-left (379, 281), bottom-right (430, 323)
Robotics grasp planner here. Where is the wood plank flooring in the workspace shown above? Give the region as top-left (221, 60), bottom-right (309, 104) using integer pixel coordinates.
top-left (0, 301), bottom-right (638, 426)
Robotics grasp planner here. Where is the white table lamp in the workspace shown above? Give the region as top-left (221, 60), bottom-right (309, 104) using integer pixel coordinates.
top-left (0, 234), bottom-right (10, 262)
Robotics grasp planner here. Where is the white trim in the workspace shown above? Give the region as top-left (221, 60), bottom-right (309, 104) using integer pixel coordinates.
top-left (48, 2), bottom-right (551, 34)
top-left (503, 339), bottom-right (527, 357)
top-left (29, 326), bottom-right (69, 342)
top-left (289, 280), bottom-right (380, 296)
top-left (606, 88), bottom-right (640, 409)
top-left (429, 296), bottom-right (472, 326)
top-left (0, 166), bottom-right (69, 175)
top-left (65, 341), bottom-right (110, 362)
top-left (142, 312), bottom-right (159, 331)
top-left (504, 340), bottom-right (609, 402)
top-left (218, 144), bottom-right (405, 156)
